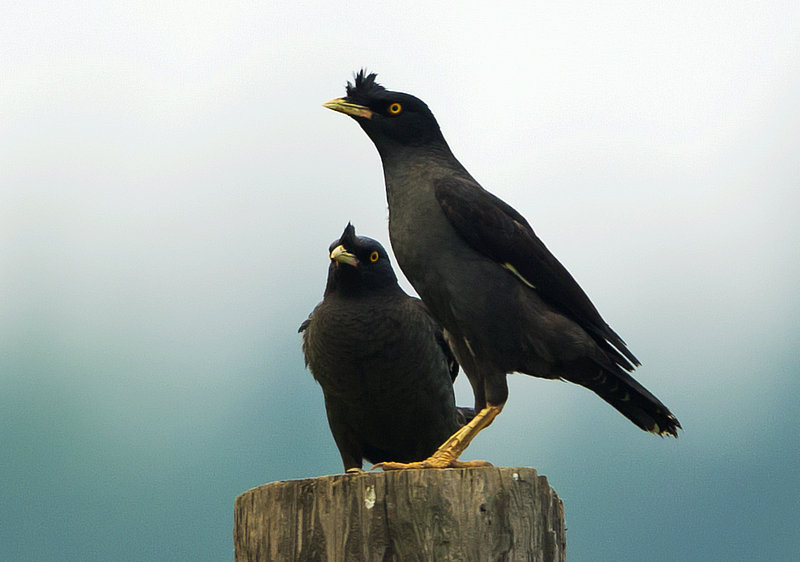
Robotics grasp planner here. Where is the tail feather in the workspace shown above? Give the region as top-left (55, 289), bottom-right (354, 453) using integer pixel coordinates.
top-left (571, 368), bottom-right (681, 437)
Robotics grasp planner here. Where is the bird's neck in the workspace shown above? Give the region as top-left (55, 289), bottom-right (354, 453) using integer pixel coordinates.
top-left (382, 142), bottom-right (470, 216)
top-left (378, 143), bottom-right (468, 294)
top-left (376, 138), bottom-right (453, 168)
top-left (328, 283), bottom-right (405, 301)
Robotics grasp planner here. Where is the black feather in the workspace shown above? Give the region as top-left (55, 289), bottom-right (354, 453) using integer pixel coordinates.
top-left (346, 69), bottom-right (385, 104)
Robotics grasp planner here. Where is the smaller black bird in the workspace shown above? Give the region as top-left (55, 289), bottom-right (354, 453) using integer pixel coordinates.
top-left (299, 223), bottom-right (477, 472)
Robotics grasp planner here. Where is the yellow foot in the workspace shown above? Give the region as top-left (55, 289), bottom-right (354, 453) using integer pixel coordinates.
top-left (373, 457), bottom-right (492, 471)
top-left (345, 467), bottom-right (364, 474)
top-left (373, 404), bottom-right (503, 471)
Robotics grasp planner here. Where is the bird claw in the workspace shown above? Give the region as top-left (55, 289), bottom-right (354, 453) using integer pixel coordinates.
top-left (373, 457), bottom-right (493, 471)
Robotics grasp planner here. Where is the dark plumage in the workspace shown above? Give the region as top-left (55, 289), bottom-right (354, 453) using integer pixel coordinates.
top-left (323, 72), bottom-right (680, 468)
top-left (299, 223), bottom-right (472, 472)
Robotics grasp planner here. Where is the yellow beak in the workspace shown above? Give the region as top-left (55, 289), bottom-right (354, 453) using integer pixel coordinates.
top-left (330, 245), bottom-right (359, 266)
top-left (322, 97), bottom-right (373, 119)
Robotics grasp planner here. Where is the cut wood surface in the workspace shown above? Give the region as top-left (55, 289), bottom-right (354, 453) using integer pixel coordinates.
top-left (234, 466), bottom-right (565, 561)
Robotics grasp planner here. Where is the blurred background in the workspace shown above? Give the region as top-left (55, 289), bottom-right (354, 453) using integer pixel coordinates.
top-left (2, 2), bottom-right (798, 560)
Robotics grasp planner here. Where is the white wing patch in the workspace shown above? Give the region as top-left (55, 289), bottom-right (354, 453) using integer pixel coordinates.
top-left (502, 262), bottom-right (536, 289)
top-left (463, 337), bottom-right (476, 358)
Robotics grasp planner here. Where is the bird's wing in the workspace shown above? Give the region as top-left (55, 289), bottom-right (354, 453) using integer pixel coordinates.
top-left (434, 175), bottom-right (639, 370)
top-left (435, 327), bottom-right (460, 382)
top-left (298, 314), bottom-right (314, 368)
top-left (407, 297), bottom-right (459, 381)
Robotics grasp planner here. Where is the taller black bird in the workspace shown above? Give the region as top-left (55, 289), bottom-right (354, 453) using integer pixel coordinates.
top-left (324, 71), bottom-right (680, 469)
top-left (299, 223), bottom-right (475, 472)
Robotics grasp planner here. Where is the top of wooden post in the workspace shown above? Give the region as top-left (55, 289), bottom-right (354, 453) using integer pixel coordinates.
top-left (235, 466), bottom-right (565, 562)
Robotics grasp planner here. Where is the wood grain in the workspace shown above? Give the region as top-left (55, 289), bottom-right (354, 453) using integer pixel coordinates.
top-left (234, 467), bottom-right (565, 561)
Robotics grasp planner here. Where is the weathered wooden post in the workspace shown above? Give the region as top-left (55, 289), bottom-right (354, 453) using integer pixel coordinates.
top-left (234, 466), bottom-right (565, 561)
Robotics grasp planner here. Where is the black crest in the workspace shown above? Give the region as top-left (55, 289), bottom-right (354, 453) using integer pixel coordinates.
top-left (346, 70), bottom-right (386, 105)
top-left (338, 222), bottom-right (357, 250)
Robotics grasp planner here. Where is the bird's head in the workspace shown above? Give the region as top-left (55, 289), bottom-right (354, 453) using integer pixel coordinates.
top-left (323, 70), bottom-right (446, 151)
top-left (325, 223), bottom-right (398, 296)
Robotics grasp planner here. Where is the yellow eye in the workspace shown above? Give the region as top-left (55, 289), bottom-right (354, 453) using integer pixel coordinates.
top-left (387, 102), bottom-right (403, 115)
top-left (369, 251), bottom-right (380, 263)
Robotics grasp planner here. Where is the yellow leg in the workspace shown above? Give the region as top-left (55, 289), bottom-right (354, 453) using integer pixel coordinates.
top-left (373, 404), bottom-right (503, 470)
